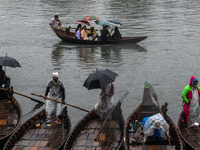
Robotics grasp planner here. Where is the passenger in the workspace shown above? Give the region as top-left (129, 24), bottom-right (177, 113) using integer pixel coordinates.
top-left (75, 26), bottom-right (81, 39)
top-left (50, 15), bottom-right (62, 30)
top-left (81, 25), bottom-right (91, 40)
top-left (44, 72), bottom-right (65, 124)
top-left (112, 27), bottom-right (122, 40)
top-left (95, 83), bottom-right (114, 118)
top-left (142, 113), bottom-right (171, 142)
top-left (100, 25), bottom-right (113, 42)
top-left (182, 76), bottom-right (200, 127)
top-left (88, 26), bottom-right (98, 40)
top-left (75, 24), bottom-right (82, 32)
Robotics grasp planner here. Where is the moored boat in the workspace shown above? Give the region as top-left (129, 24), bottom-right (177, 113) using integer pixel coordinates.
top-left (3, 107), bottom-right (71, 150)
top-left (51, 26), bottom-right (147, 45)
top-left (0, 89), bottom-right (22, 149)
top-left (64, 107), bottom-right (125, 150)
top-left (124, 82), bottom-right (183, 150)
top-left (178, 112), bottom-right (199, 150)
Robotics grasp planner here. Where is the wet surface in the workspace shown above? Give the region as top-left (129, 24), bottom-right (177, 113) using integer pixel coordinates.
top-left (1, 0), bottom-right (200, 130)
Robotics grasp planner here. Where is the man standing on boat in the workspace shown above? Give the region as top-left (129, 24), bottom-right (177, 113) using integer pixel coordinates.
top-left (50, 15), bottom-right (62, 30)
top-left (44, 72), bottom-right (65, 124)
top-left (182, 76), bottom-right (200, 127)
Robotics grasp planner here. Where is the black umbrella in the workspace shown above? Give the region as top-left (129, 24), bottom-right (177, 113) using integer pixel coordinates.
top-left (0, 56), bottom-right (21, 68)
top-left (0, 54), bottom-right (21, 73)
top-left (83, 69), bottom-right (118, 90)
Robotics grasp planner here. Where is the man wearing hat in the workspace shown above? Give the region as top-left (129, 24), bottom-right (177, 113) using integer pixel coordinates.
top-left (182, 76), bottom-right (200, 127)
top-left (44, 72), bottom-right (65, 124)
top-left (141, 113), bottom-right (171, 142)
top-left (50, 15), bottom-right (62, 30)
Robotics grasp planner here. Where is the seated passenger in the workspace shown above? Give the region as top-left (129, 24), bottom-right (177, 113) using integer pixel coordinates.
top-left (75, 24), bottom-right (82, 32)
top-left (81, 25), bottom-right (91, 40)
top-left (100, 25), bottom-right (113, 42)
top-left (88, 26), bottom-right (98, 40)
top-left (75, 27), bottom-right (81, 39)
top-left (142, 113), bottom-right (171, 142)
top-left (112, 27), bottom-right (122, 40)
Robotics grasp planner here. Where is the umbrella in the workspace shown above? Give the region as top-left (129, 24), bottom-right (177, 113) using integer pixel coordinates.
top-left (83, 69), bottom-right (118, 90)
top-left (105, 20), bottom-right (122, 27)
top-left (75, 20), bottom-right (90, 26)
top-left (81, 15), bottom-right (100, 21)
top-left (0, 54), bottom-right (21, 72)
top-left (95, 20), bottom-right (111, 28)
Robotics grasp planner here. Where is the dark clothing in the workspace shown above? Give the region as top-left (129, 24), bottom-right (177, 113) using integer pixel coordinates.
top-left (112, 31), bottom-right (122, 40)
top-left (101, 29), bottom-right (109, 42)
top-left (0, 69), bottom-right (5, 87)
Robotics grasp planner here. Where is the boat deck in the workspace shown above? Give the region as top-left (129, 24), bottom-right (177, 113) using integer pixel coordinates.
top-left (0, 101), bottom-right (19, 138)
top-left (71, 118), bottom-right (122, 150)
top-left (180, 125), bottom-right (200, 149)
top-left (12, 120), bottom-right (67, 150)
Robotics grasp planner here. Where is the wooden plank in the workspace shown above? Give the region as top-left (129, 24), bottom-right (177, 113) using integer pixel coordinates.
top-left (0, 119), bottom-right (7, 125)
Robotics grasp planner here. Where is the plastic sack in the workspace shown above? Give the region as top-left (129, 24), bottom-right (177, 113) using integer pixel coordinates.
top-left (143, 113), bottom-right (169, 138)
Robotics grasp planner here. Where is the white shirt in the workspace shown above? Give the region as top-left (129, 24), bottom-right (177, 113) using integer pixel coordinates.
top-left (51, 18), bottom-right (58, 28)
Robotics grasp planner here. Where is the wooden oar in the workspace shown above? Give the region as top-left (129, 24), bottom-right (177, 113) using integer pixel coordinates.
top-left (0, 87), bottom-right (44, 104)
top-left (94, 91), bottom-right (129, 141)
top-left (149, 83), bottom-right (171, 146)
top-left (31, 93), bottom-right (89, 112)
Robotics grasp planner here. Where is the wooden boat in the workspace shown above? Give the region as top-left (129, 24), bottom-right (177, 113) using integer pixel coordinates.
top-left (64, 107), bottom-right (125, 150)
top-left (3, 107), bottom-right (71, 150)
top-left (124, 82), bottom-right (183, 150)
top-left (177, 112), bottom-right (200, 150)
top-left (51, 26), bottom-right (147, 45)
top-left (0, 89), bottom-right (22, 149)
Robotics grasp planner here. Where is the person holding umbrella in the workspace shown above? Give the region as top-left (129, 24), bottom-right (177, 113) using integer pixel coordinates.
top-left (95, 83), bottom-right (114, 118)
top-left (100, 25), bottom-right (113, 42)
top-left (0, 65), bottom-right (6, 88)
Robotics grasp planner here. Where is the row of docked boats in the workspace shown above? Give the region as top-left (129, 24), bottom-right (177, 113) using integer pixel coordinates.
top-left (0, 82), bottom-right (198, 150)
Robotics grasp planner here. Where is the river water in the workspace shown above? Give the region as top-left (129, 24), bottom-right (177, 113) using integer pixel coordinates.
top-left (1, 0), bottom-right (200, 128)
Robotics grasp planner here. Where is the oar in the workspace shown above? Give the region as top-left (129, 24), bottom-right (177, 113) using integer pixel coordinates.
top-left (94, 91), bottom-right (129, 141)
top-left (31, 93), bottom-right (89, 112)
top-left (148, 84), bottom-right (171, 146)
top-left (0, 87), bottom-right (44, 104)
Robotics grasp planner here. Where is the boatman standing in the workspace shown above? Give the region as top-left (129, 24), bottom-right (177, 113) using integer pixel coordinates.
top-left (182, 76), bottom-right (200, 127)
top-left (50, 15), bottom-right (62, 30)
top-left (44, 72), bottom-right (65, 124)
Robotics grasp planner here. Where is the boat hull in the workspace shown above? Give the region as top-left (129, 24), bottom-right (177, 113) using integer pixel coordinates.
top-left (64, 109), bottom-right (125, 150)
top-left (53, 28), bottom-right (147, 45)
top-left (3, 107), bottom-right (71, 150)
top-left (0, 96), bottom-right (22, 149)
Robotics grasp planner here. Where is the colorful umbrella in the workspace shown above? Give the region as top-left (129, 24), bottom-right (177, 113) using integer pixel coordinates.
top-left (75, 20), bottom-right (90, 26)
top-left (81, 15), bottom-right (100, 21)
top-left (105, 20), bottom-right (122, 27)
top-left (95, 20), bottom-right (111, 28)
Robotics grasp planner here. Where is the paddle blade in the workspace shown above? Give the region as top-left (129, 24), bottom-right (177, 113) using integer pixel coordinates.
top-left (149, 83), bottom-right (158, 101)
top-left (31, 98), bottom-right (44, 104)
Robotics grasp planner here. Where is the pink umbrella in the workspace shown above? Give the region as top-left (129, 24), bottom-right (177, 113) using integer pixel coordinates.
top-left (75, 20), bottom-right (90, 26)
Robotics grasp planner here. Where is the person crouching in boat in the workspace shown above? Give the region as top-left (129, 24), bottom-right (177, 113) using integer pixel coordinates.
top-left (44, 72), bottom-right (65, 124)
top-left (141, 113), bottom-right (171, 142)
top-left (50, 15), bottom-right (63, 30)
top-left (95, 83), bottom-right (114, 118)
top-left (182, 76), bottom-right (200, 127)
